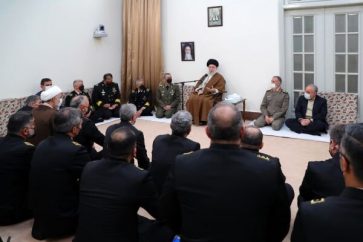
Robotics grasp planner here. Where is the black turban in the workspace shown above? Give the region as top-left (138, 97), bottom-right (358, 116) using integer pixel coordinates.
top-left (206, 59), bottom-right (219, 67)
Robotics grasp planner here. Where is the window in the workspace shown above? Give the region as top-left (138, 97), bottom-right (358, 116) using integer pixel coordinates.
top-left (335, 13), bottom-right (359, 93)
top-left (292, 16), bottom-right (315, 104)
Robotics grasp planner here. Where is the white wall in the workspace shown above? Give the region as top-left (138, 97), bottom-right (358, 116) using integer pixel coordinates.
top-left (0, 0), bottom-right (122, 99)
top-left (162, 0), bottom-right (282, 112)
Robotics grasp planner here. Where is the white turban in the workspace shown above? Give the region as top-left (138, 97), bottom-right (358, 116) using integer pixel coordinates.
top-left (41, 85), bottom-right (62, 101)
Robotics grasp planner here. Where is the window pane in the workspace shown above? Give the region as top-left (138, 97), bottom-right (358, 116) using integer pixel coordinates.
top-left (294, 73), bottom-right (303, 90)
top-left (348, 34), bottom-right (358, 53)
top-left (294, 92), bottom-right (301, 107)
top-left (336, 54), bottom-right (346, 72)
top-left (335, 34), bottom-right (346, 53)
top-left (335, 14), bottom-right (346, 33)
top-left (305, 54), bottom-right (314, 71)
top-left (294, 36), bottom-right (303, 52)
top-left (335, 74), bottom-right (346, 92)
top-left (304, 16), bottom-right (314, 33)
top-left (304, 35), bottom-right (314, 52)
top-left (348, 14), bottom-right (358, 32)
top-left (293, 17), bottom-right (303, 34)
top-left (348, 54), bottom-right (358, 73)
top-left (348, 75), bottom-right (358, 93)
top-left (305, 73), bottom-right (314, 86)
top-left (294, 54), bottom-right (303, 71)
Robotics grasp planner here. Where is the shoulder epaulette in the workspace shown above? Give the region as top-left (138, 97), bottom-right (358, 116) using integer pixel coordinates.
top-left (135, 165), bottom-right (144, 171)
top-left (24, 141), bottom-right (34, 147)
top-left (72, 141), bottom-right (81, 146)
top-left (183, 151), bottom-right (194, 155)
top-left (257, 154), bottom-right (270, 161)
top-left (310, 198), bottom-right (325, 205)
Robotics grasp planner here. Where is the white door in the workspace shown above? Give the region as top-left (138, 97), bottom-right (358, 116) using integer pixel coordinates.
top-left (284, 5), bottom-right (363, 121)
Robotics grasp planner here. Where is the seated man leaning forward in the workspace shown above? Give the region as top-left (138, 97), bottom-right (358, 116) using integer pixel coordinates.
top-left (254, 76), bottom-right (289, 131)
top-left (286, 84), bottom-right (328, 136)
top-left (186, 59), bottom-right (226, 125)
top-left (155, 73), bottom-right (180, 119)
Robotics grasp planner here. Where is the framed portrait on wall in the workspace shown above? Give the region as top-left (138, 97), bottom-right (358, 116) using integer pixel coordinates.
top-left (181, 42), bottom-right (195, 61)
top-left (208, 6), bottom-right (223, 27)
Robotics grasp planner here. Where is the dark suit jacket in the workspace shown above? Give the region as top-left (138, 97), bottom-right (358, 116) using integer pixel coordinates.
top-left (295, 95), bottom-right (328, 124)
top-left (74, 158), bottom-right (159, 242)
top-left (29, 133), bottom-right (90, 240)
top-left (298, 153), bottom-right (345, 206)
top-left (105, 121), bottom-right (150, 170)
top-left (0, 134), bottom-right (35, 225)
top-left (28, 104), bottom-right (57, 146)
top-left (150, 134), bottom-right (200, 193)
top-left (74, 117), bottom-right (104, 159)
top-left (292, 188), bottom-right (363, 242)
top-left (160, 144), bottom-right (290, 242)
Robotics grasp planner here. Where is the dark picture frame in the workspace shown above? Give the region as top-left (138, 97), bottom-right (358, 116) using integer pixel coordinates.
top-left (181, 42), bottom-right (195, 61)
top-left (208, 6), bottom-right (223, 27)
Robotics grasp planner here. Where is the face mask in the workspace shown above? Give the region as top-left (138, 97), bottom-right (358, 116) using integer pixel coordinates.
top-left (304, 92), bottom-right (311, 100)
top-left (79, 85), bottom-right (85, 91)
top-left (166, 78), bottom-right (172, 84)
top-left (271, 83), bottom-right (276, 89)
top-left (57, 98), bottom-right (63, 110)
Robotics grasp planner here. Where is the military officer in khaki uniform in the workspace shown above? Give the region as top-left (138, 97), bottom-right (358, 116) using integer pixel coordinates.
top-left (155, 73), bottom-right (180, 118)
top-left (254, 76), bottom-right (289, 131)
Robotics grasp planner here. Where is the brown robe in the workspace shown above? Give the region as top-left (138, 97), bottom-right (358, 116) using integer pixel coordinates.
top-left (186, 72), bottom-right (226, 125)
top-left (28, 105), bottom-right (57, 146)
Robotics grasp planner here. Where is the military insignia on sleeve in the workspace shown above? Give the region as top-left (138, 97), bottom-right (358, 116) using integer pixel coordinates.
top-left (257, 154), bottom-right (270, 161)
top-left (310, 198), bottom-right (325, 204)
top-left (72, 141), bottom-right (81, 146)
top-left (101, 90), bottom-right (105, 96)
top-left (24, 142), bottom-right (34, 146)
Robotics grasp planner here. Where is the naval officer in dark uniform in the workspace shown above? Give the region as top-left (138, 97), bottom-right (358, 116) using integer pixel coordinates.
top-left (0, 112), bottom-right (35, 225)
top-left (92, 73), bottom-right (121, 121)
top-left (241, 126), bottom-right (295, 205)
top-left (70, 95), bottom-right (105, 160)
top-left (64, 80), bottom-right (91, 107)
top-left (298, 124), bottom-right (345, 206)
top-left (128, 78), bottom-right (153, 116)
top-left (29, 108), bottom-right (91, 240)
top-left (74, 127), bottom-right (173, 242)
top-left (161, 103), bottom-right (290, 242)
top-left (105, 103), bottom-right (150, 170)
top-left (292, 124), bottom-right (363, 242)
top-left (150, 110), bottom-right (200, 193)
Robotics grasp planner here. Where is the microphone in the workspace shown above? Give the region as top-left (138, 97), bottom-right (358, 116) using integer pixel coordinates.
top-left (200, 73), bottom-right (208, 82)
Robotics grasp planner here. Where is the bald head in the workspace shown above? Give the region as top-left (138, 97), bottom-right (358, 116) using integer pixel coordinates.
top-left (207, 103), bottom-right (243, 142)
top-left (241, 126), bottom-right (263, 151)
top-left (107, 127), bottom-right (137, 160)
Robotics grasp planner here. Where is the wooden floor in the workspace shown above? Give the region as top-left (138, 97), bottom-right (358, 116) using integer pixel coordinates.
top-left (0, 119), bottom-right (329, 242)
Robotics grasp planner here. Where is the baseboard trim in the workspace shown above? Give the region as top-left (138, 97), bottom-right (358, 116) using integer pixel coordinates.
top-left (243, 111), bottom-right (261, 121)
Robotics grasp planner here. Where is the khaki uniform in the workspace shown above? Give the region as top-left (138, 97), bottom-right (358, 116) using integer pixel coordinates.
top-left (255, 89), bottom-right (289, 130)
top-left (155, 83), bottom-right (180, 118)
